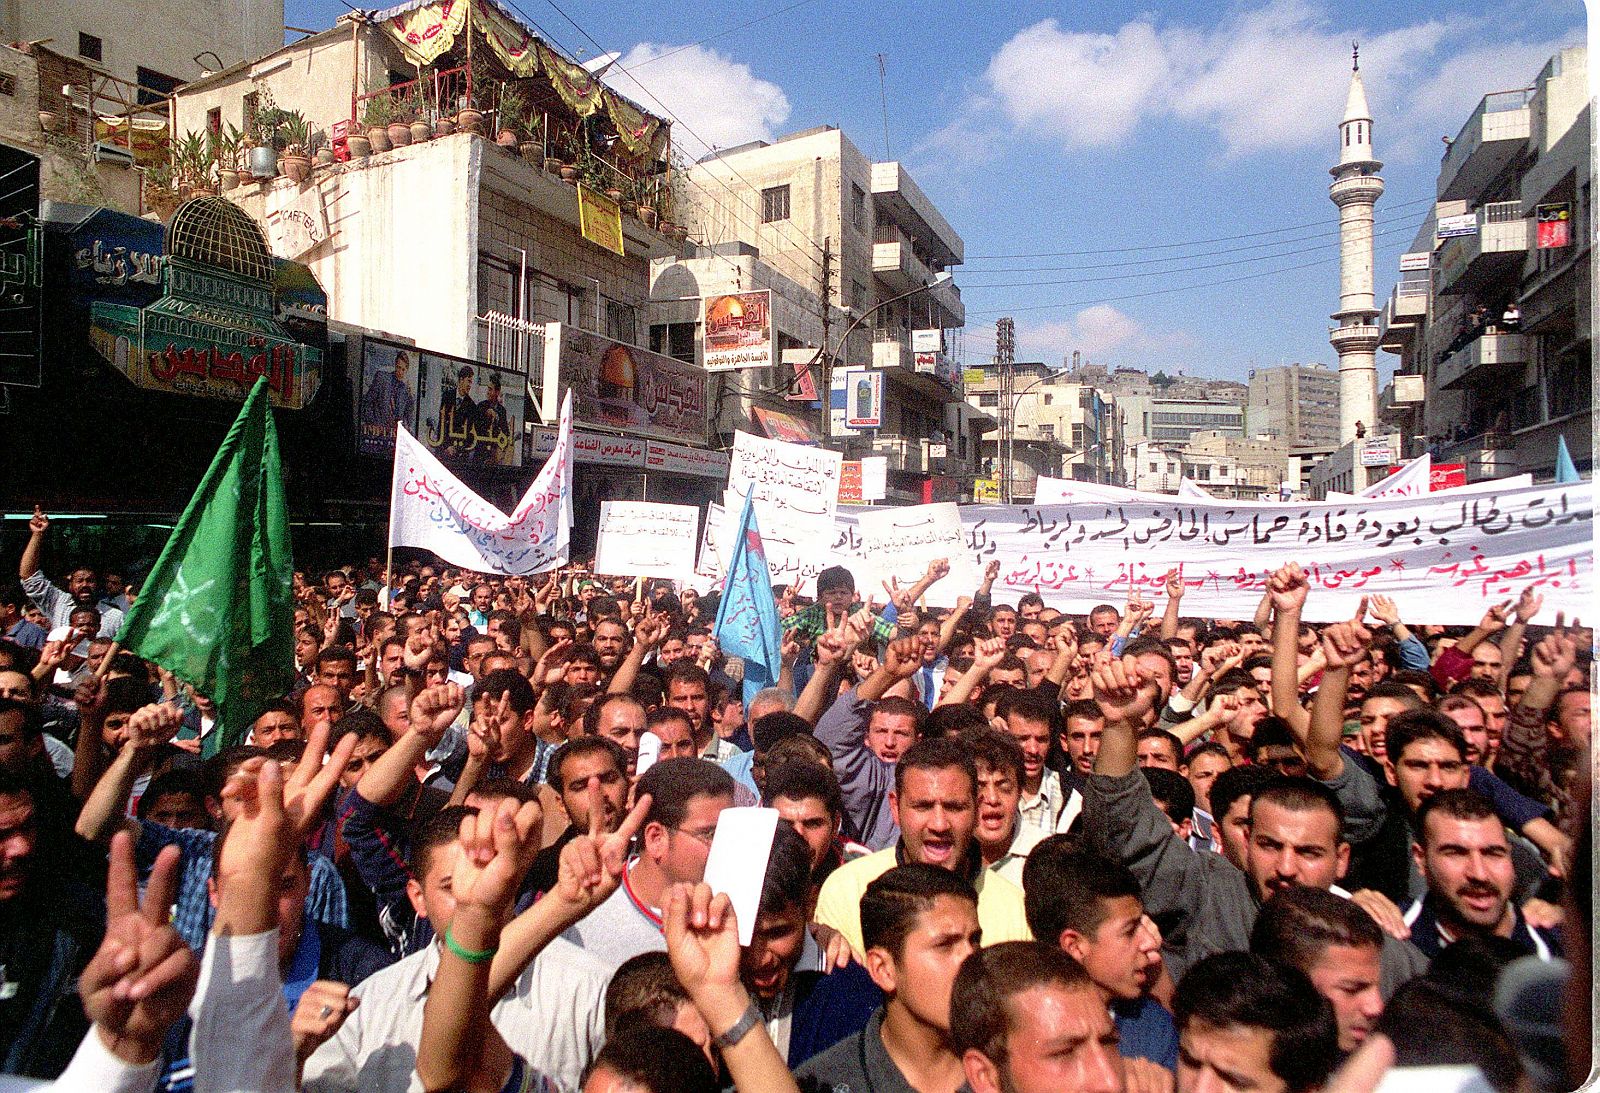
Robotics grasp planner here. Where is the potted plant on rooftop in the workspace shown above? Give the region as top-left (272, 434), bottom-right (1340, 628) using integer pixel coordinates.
top-left (312, 127), bottom-right (334, 167)
top-left (246, 86), bottom-right (284, 179)
top-left (362, 95), bottom-right (392, 153)
top-left (407, 87), bottom-right (431, 144)
top-left (279, 112), bottom-right (312, 182)
top-left (457, 60), bottom-right (488, 135)
top-left (495, 83), bottom-right (525, 149)
top-left (387, 91), bottom-right (414, 148)
top-left (216, 123), bottom-right (244, 190)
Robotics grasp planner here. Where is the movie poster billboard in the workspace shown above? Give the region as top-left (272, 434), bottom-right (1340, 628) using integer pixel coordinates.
top-left (558, 327), bottom-right (706, 445)
top-left (703, 290), bottom-right (773, 371)
top-left (357, 339), bottom-right (420, 457)
top-left (416, 353), bottom-right (526, 468)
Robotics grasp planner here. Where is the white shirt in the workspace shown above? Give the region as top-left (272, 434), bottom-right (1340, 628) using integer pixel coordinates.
top-left (303, 937), bottom-right (607, 1093)
top-left (190, 929), bottom-right (296, 1093)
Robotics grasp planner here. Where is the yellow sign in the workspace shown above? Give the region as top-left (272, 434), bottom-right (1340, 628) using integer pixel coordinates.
top-left (974, 478), bottom-right (1000, 502)
top-left (962, 368), bottom-right (986, 385)
top-left (577, 185), bottom-right (625, 257)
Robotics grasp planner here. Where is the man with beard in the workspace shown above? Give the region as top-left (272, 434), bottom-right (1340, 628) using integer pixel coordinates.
top-left (526, 737), bottom-right (629, 897)
top-left (1404, 788), bottom-right (1560, 961)
top-left (17, 508), bottom-right (124, 637)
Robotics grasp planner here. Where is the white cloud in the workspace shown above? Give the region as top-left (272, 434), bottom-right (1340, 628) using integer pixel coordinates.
top-left (923, 2), bottom-right (1577, 162)
top-left (599, 44), bottom-right (791, 159)
top-left (1009, 306), bottom-right (1193, 367)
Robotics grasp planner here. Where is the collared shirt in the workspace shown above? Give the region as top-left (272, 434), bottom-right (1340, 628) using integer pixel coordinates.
top-left (302, 939), bottom-right (604, 1093)
top-left (135, 821), bottom-right (348, 952)
top-left (1403, 894), bottom-right (1558, 963)
top-left (1018, 768), bottom-right (1081, 835)
top-left (700, 735), bottom-right (743, 764)
top-left (558, 863), bottom-right (669, 971)
top-left (986, 820), bottom-right (1047, 888)
top-left (4, 619), bottom-right (46, 651)
top-left (22, 573), bottom-right (123, 637)
top-left (783, 602), bottom-right (896, 647)
top-left (796, 1008), bottom-right (919, 1093)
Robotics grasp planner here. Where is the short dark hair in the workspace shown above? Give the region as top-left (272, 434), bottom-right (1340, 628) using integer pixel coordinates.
top-left (1390, 669), bottom-right (1438, 699)
top-left (314, 645), bottom-right (357, 671)
top-left (871, 695), bottom-right (927, 735)
top-left (762, 760), bottom-right (841, 819)
top-left (961, 727), bottom-right (1024, 785)
top-left (815, 565), bottom-right (855, 595)
top-left (924, 703), bottom-right (989, 740)
top-left (407, 804), bottom-right (477, 879)
top-left (1414, 788), bottom-right (1498, 839)
top-left (661, 661), bottom-right (710, 695)
top-left (1213, 668), bottom-right (1259, 696)
top-left (1123, 636), bottom-right (1178, 678)
top-left (1022, 841), bottom-right (1141, 943)
top-left (1366, 680), bottom-right (1425, 707)
top-left (1449, 676), bottom-right (1504, 702)
top-left (583, 1025), bottom-right (719, 1093)
top-left (1144, 767), bottom-right (1194, 824)
top-left (860, 864), bottom-right (977, 961)
top-left (638, 758), bottom-right (734, 831)
top-left (604, 952), bottom-right (688, 1042)
top-left (950, 942), bottom-right (1096, 1065)
top-left (1137, 727), bottom-right (1185, 762)
top-left (757, 822), bottom-right (814, 917)
top-left (136, 767), bottom-right (215, 819)
top-left (1246, 717), bottom-right (1298, 757)
top-left (1174, 952), bottom-right (1339, 1093)
top-left (1062, 699), bottom-right (1104, 724)
top-left (1208, 763), bottom-right (1277, 822)
top-left (1376, 979), bottom-right (1522, 1091)
top-left (476, 668), bottom-right (536, 715)
top-left (1187, 740), bottom-right (1231, 766)
top-left (1250, 886), bottom-right (1382, 974)
top-left (1250, 777), bottom-right (1345, 835)
top-left (547, 736), bottom-right (626, 790)
top-left (893, 735), bottom-right (977, 797)
top-left (751, 711), bottom-right (812, 754)
top-left (102, 675), bottom-right (149, 716)
top-left (993, 687), bottom-right (1058, 730)
top-left (1386, 710), bottom-right (1466, 765)
top-left (0, 697), bottom-right (42, 741)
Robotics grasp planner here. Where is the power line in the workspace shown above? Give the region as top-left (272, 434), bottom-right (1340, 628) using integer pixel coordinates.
top-left (960, 233), bottom-right (1412, 328)
top-left (959, 194), bottom-right (1437, 260)
top-left (957, 209), bottom-right (1431, 275)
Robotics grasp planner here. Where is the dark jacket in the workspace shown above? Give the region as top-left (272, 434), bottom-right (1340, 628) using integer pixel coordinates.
top-left (787, 959), bottom-right (883, 1068)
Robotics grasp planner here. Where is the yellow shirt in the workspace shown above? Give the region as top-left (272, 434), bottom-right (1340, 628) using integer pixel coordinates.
top-left (813, 846), bottom-right (1033, 958)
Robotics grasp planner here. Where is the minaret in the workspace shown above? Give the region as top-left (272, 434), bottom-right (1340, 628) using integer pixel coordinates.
top-left (1329, 43), bottom-right (1383, 446)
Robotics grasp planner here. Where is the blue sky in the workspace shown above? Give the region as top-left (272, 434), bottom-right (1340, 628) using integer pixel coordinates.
top-left (288, 0), bottom-right (1585, 381)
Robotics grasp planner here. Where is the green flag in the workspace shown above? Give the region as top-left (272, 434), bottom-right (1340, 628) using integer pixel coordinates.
top-left (118, 377), bottom-right (294, 755)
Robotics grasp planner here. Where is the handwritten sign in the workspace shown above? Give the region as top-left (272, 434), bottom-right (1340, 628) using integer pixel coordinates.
top-left (388, 393), bottom-right (572, 575)
top-left (728, 430), bottom-right (842, 520)
top-left (857, 502), bottom-right (981, 606)
top-left (594, 502), bottom-right (699, 580)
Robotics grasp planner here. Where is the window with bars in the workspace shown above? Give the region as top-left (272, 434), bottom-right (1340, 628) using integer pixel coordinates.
top-left (604, 298), bottom-right (638, 346)
top-left (762, 185), bottom-right (791, 223)
top-left (851, 184), bottom-right (866, 231)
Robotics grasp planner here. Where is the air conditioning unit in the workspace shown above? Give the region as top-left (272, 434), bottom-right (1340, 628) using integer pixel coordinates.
top-left (92, 142), bottom-right (135, 168)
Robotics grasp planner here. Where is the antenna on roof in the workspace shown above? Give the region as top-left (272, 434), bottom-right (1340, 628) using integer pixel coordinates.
top-left (875, 53), bottom-right (890, 159)
top-left (1352, 41), bottom-right (1360, 71)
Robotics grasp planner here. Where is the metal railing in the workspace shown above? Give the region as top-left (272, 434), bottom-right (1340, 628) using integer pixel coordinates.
top-left (1482, 200), bottom-right (1524, 224)
top-left (476, 311), bottom-right (546, 408)
top-left (1443, 87), bottom-right (1534, 161)
top-left (353, 65), bottom-right (471, 125)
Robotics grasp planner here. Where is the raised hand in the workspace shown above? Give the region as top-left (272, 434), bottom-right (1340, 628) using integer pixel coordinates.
top-left (880, 637), bottom-right (922, 681)
top-left (633, 614), bottom-right (668, 651)
top-left (533, 638), bottom-right (573, 687)
top-left (1319, 620), bottom-right (1373, 672)
top-left (282, 720), bottom-right (357, 837)
top-left (552, 794), bottom-right (651, 916)
top-left (1199, 639), bottom-right (1241, 675)
top-left (1164, 566), bottom-right (1185, 601)
top-left (924, 558), bottom-right (951, 584)
top-left (1268, 562), bottom-right (1309, 613)
top-left (124, 702), bottom-right (183, 755)
top-left (1052, 627), bottom-right (1078, 661)
top-left (1513, 586), bottom-right (1545, 624)
top-left (972, 634), bottom-right (1007, 671)
top-left (290, 980), bottom-right (359, 1063)
top-left (1478, 600), bottom-right (1512, 633)
top-left (409, 682), bottom-right (467, 747)
top-left (780, 632), bottom-right (802, 669)
top-left (813, 626), bottom-right (853, 670)
top-left (1366, 594), bottom-right (1401, 628)
top-left (982, 559), bottom-right (1000, 585)
top-left (28, 504), bottom-right (48, 536)
top-left (452, 796), bottom-right (544, 917)
top-left (882, 575), bottom-right (912, 614)
top-left (1091, 657), bottom-right (1157, 726)
top-left (79, 832), bottom-right (198, 1064)
top-left (663, 882), bottom-right (743, 1010)
top-left (1529, 617), bottom-right (1579, 680)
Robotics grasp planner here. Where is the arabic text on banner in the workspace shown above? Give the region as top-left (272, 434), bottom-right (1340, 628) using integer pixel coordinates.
top-left (821, 484), bottom-right (1592, 625)
top-left (856, 502), bottom-right (982, 606)
top-left (594, 501), bottom-right (700, 580)
top-left (388, 393), bottom-right (573, 575)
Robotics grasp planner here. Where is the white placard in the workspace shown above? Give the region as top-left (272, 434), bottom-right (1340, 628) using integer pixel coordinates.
top-left (720, 488), bottom-right (838, 596)
top-left (695, 502), bottom-right (725, 580)
top-left (860, 456), bottom-right (888, 502)
top-left (727, 430), bottom-right (843, 521)
top-left (635, 732), bottom-right (662, 779)
top-left (594, 502), bottom-right (699, 580)
top-left (857, 502), bottom-right (981, 606)
top-left (703, 806), bottom-right (780, 946)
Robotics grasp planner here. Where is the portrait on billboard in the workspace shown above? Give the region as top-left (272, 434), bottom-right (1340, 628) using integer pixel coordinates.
top-left (358, 340), bottom-right (419, 457)
top-left (417, 355), bottom-right (524, 468)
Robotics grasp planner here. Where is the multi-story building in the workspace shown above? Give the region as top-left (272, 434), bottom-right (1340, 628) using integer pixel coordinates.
top-left (2, 0), bottom-right (282, 106)
top-left (163, 11), bottom-right (738, 529)
top-left (965, 362), bottom-right (1117, 501)
top-left (1393, 45), bottom-right (1590, 481)
top-left (1180, 431), bottom-right (1294, 500)
top-left (1245, 363), bottom-right (1341, 447)
top-left (682, 126), bottom-right (969, 500)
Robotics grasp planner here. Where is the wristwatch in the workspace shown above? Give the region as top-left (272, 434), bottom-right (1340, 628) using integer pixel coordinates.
top-left (713, 1000), bottom-right (763, 1049)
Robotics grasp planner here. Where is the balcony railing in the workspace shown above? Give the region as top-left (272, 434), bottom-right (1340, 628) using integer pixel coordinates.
top-left (1482, 199), bottom-right (1524, 224)
top-left (353, 65), bottom-right (472, 127)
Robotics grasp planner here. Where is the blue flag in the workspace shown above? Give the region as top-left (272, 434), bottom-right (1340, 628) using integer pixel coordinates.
top-left (1555, 435), bottom-right (1580, 484)
top-left (714, 494), bottom-right (783, 711)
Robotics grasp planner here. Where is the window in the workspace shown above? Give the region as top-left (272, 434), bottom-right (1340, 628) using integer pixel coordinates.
top-left (243, 91), bottom-right (260, 136)
top-left (1038, 424), bottom-right (1054, 440)
top-left (604, 298), bottom-right (637, 346)
top-left (851, 184), bottom-right (866, 231)
top-left (649, 322), bottom-right (697, 364)
top-left (851, 280), bottom-right (868, 313)
top-left (136, 66), bottom-right (181, 105)
top-left (761, 185), bottom-right (791, 223)
top-left (206, 107), bottom-right (222, 135)
top-left (78, 33), bottom-right (102, 61)
top-left (977, 393), bottom-right (998, 408)
top-left (1043, 393), bottom-right (1052, 405)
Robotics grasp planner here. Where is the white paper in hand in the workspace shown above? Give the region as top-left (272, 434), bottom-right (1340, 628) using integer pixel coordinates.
top-left (635, 732), bottom-right (662, 779)
top-left (703, 806), bottom-right (780, 946)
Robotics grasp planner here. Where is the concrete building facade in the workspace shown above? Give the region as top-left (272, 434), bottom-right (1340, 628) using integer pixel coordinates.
top-left (1245, 363), bottom-right (1341, 447)
top-left (1382, 45), bottom-right (1590, 482)
top-left (965, 362), bottom-right (1114, 501)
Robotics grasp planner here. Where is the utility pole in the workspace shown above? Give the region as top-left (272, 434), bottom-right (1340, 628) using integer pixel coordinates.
top-left (996, 316), bottom-right (1016, 503)
top-left (817, 236), bottom-right (833, 446)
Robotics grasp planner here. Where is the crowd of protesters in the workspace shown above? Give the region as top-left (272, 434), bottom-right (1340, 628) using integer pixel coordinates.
top-left (0, 504), bottom-right (1591, 1093)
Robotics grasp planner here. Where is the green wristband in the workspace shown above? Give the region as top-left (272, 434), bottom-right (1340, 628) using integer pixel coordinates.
top-left (443, 926), bottom-right (498, 964)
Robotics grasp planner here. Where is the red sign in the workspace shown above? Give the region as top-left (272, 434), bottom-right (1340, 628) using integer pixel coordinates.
top-left (922, 476), bottom-right (960, 504)
top-left (1386, 463), bottom-right (1467, 491)
top-left (1536, 203), bottom-right (1571, 249)
top-left (839, 461), bottom-right (863, 504)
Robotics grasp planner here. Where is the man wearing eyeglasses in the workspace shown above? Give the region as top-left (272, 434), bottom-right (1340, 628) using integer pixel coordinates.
top-left (560, 758), bottom-right (735, 970)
